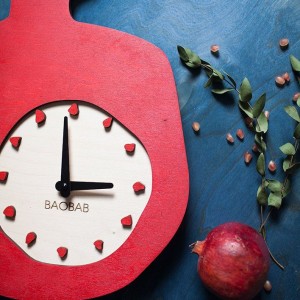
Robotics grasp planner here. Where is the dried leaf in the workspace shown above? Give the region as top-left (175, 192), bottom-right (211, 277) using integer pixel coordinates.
top-left (279, 143), bottom-right (296, 155)
top-left (256, 153), bottom-right (265, 176)
top-left (252, 93), bottom-right (266, 118)
top-left (284, 106), bottom-right (300, 122)
top-left (239, 78), bottom-right (252, 102)
top-left (268, 192), bottom-right (282, 209)
top-left (290, 54), bottom-right (300, 72)
top-left (211, 88), bottom-right (234, 94)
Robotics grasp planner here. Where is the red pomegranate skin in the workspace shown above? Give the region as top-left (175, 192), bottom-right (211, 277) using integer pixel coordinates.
top-left (193, 222), bottom-right (270, 300)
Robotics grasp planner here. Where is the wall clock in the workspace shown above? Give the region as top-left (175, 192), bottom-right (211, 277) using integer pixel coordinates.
top-left (0, 1), bottom-right (189, 299)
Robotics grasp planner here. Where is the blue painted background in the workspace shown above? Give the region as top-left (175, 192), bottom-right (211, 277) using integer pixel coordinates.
top-left (1, 1), bottom-right (300, 299)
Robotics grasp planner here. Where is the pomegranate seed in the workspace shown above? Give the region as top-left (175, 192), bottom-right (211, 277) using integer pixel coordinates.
top-left (226, 133), bottom-right (234, 144)
top-left (268, 160), bottom-right (276, 172)
top-left (244, 117), bottom-right (253, 128)
top-left (244, 152), bottom-right (252, 164)
top-left (264, 280), bottom-right (272, 292)
top-left (236, 129), bottom-right (244, 140)
top-left (252, 144), bottom-right (259, 153)
top-left (210, 45), bottom-right (219, 53)
top-left (282, 72), bottom-right (290, 82)
top-left (192, 122), bottom-right (200, 132)
top-left (275, 76), bottom-right (285, 86)
top-left (264, 111), bottom-right (270, 120)
top-left (293, 92), bottom-right (300, 102)
top-left (279, 38), bottom-right (289, 49)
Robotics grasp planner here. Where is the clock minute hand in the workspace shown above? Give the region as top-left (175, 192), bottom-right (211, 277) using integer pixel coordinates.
top-left (61, 116), bottom-right (70, 184)
top-left (70, 181), bottom-right (114, 191)
top-left (55, 116), bottom-right (71, 198)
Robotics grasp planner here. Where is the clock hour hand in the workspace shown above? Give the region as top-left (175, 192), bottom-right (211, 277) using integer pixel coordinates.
top-left (69, 181), bottom-right (114, 191)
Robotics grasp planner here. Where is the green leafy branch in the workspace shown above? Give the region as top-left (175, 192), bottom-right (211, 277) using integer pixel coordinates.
top-left (177, 46), bottom-right (300, 269)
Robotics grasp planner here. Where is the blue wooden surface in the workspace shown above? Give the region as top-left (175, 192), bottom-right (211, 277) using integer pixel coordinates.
top-left (1, 1), bottom-right (300, 299)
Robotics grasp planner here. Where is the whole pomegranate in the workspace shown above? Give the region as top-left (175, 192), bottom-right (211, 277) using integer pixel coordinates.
top-left (192, 222), bottom-right (270, 300)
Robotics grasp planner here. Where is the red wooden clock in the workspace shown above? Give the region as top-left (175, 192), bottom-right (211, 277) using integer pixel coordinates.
top-left (0, 1), bottom-right (189, 299)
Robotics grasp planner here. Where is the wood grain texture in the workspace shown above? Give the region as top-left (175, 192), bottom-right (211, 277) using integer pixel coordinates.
top-left (1, 0), bottom-right (300, 299)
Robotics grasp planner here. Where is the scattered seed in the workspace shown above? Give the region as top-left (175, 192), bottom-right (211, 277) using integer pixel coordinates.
top-left (268, 160), bottom-right (277, 172)
top-left (279, 38), bottom-right (289, 49)
top-left (226, 133), bottom-right (234, 144)
top-left (244, 152), bottom-right (252, 164)
top-left (282, 72), bottom-right (290, 83)
top-left (293, 92), bottom-right (300, 102)
top-left (236, 129), bottom-right (244, 140)
top-left (244, 117), bottom-right (254, 130)
top-left (264, 111), bottom-right (270, 120)
top-left (275, 76), bottom-right (285, 86)
top-left (210, 45), bottom-right (219, 53)
top-left (252, 144), bottom-right (259, 153)
top-left (192, 122), bottom-right (200, 132)
top-left (264, 280), bottom-right (272, 292)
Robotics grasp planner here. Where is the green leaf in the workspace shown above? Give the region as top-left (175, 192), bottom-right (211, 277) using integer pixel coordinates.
top-left (284, 106), bottom-right (300, 122)
top-left (279, 143), bottom-right (296, 155)
top-left (223, 71), bottom-right (237, 88)
top-left (177, 46), bottom-right (202, 69)
top-left (268, 192), bottom-right (282, 209)
top-left (290, 55), bottom-right (300, 72)
top-left (283, 156), bottom-right (292, 172)
top-left (211, 68), bottom-right (224, 80)
top-left (256, 153), bottom-right (265, 176)
top-left (282, 179), bottom-right (291, 198)
top-left (252, 93), bottom-right (266, 118)
top-left (267, 179), bottom-right (282, 193)
top-left (239, 101), bottom-right (253, 118)
top-left (294, 123), bottom-right (300, 139)
top-left (286, 162), bottom-right (300, 174)
top-left (239, 78), bottom-right (252, 102)
top-left (255, 133), bottom-right (267, 153)
top-left (297, 97), bottom-right (300, 107)
top-left (211, 88), bottom-right (234, 94)
top-left (204, 77), bottom-right (213, 88)
top-left (257, 185), bottom-right (268, 206)
top-left (256, 112), bottom-right (268, 133)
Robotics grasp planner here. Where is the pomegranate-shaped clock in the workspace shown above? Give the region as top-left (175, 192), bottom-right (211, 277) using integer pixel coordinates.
top-left (0, 1), bottom-right (189, 299)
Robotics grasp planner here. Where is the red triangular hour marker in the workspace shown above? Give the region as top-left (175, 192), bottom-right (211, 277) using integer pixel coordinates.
top-left (57, 247), bottom-right (68, 258)
top-left (133, 182), bottom-right (145, 193)
top-left (103, 117), bottom-right (113, 128)
top-left (124, 143), bottom-right (135, 153)
top-left (3, 206), bottom-right (16, 218)
top-left (0, 171), bottom-right (9, 181)
top-left (9, 137), bottom-right (22, 149)
top-left (68, 103), bottom-right (79, 116)
top-left (94, 240), bottom-right (104, 251)
top-left (35, 109), bottom-right (46, 124)
top-left (26, 232), bottom-right (37, 245)
top-left (121, 215), bottom-right (132, 228)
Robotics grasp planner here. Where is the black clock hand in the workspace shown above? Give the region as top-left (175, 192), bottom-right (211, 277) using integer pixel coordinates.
top-left (55, 116), bottom-right (71, 198)
top-left (69, 181), bottom-right (113, 191)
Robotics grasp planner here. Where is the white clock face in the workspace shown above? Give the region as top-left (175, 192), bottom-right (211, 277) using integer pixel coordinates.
top-left (0, 101), bottom-right (152, 265)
